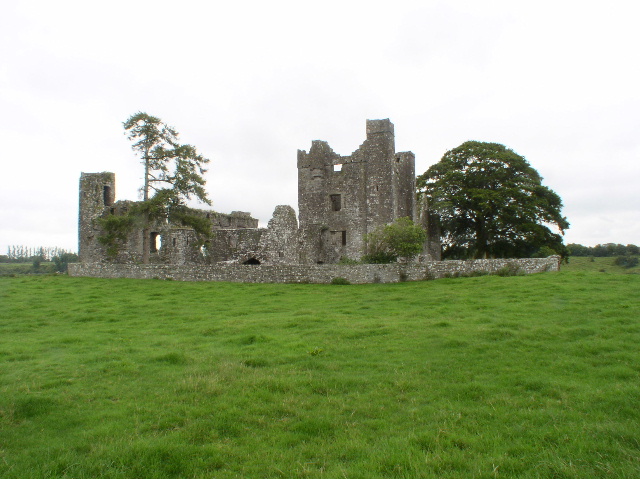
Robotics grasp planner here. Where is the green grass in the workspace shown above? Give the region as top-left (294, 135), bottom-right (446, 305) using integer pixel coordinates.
top-left (0, 262), bottom-right (56, 275)
top-left (562, 255), bottom-right (640, 274)
top-left (1, 271), bottom-right (639, 478)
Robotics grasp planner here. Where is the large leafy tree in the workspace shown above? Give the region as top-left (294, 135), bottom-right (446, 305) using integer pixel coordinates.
top-left (101, 113), bottom-right (212, 263)
top-left (417, 141), bottom-right (569, 259)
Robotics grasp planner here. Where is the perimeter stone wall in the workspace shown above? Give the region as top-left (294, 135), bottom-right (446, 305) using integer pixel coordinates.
top-left (69, 256), bottom-right (559, 284)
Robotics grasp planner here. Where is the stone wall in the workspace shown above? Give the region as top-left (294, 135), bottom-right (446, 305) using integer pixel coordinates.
top-left (69, 256), bottom-right (560, 284)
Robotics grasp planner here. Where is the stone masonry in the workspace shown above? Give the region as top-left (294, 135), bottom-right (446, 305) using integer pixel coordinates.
top-left (70, 119), bottom-right (559, 283)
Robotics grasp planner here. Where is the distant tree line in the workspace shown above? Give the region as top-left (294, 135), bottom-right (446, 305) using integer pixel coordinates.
top-left (1, 246), bottom-right (76, 262)
top-left (1, 246), bottom-right (79, 273)
top-left (567, 243), bottom-right (639, 257)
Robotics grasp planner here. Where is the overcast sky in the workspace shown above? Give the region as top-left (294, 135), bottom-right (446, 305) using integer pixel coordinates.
top-left (1, 0), bottom-right (639, 254)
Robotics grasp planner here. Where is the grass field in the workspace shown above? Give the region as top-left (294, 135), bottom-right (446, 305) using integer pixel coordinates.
top-left (1, 267), bottom-right (639, 478)
top-left (562, 255), bottom-right (640, 274)
top-left (0, 262), bottom-right (56, 275)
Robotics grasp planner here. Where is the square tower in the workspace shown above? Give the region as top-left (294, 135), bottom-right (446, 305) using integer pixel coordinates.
top-left (297, 119), bottom-right (416, 263)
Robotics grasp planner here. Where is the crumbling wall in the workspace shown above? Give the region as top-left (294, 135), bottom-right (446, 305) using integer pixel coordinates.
top-left (79, 119), bottom-right (445, 270)
top-left (69, 256), bottom-right (560, 283)
top-left (297, 119), bottom-right (435, 264)
top-left (78, 172), bottom-right (263, 265)
top-left (257, 205), bottom-right (300, 264)
top-left (79, 172), bottom-right (116, 263)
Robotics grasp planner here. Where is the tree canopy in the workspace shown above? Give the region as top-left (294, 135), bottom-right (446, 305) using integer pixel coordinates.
top-left (417, 141), bottom-right (569, 259)
top-left (100, 113), bottom-right (212, 262)
top-left (123, 112), bottom-right (210, 206)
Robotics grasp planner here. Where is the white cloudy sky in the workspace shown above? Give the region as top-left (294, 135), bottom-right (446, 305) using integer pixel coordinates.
top-left (1, 0), bottom-right (639, 253)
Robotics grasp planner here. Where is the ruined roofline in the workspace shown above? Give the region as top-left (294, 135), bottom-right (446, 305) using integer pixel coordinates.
top-left (297, 118), bottom-right (402, 168)
top-left (80, 171), bottom-right (260, 227)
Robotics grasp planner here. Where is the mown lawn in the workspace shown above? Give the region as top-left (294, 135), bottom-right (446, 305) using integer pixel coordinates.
top-left (0, 271), bottom-right (639, 478)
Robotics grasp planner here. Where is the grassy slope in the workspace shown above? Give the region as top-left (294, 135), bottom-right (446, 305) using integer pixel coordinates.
top-left (0, 271), bottom-right (639, 478)
top-left (562, 255), bottom-right (640, 274)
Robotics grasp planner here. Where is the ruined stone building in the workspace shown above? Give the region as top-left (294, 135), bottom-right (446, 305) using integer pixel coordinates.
top-left (79, 119), bottom-right (440, 266)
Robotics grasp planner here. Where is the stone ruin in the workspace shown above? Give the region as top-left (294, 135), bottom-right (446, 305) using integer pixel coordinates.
top-left (79, 119), bottom-right (441, 267)
top-left (73, 118), bottom-right (561, 283)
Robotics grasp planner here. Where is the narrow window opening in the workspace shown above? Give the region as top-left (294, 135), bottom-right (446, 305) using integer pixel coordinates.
top-left (103, 185), bottom-right (113, 206)
top-left (172, 238), bottom-right (177, 247)
top-left (330, 194), bottom-right (342, 211)
top-left (330, 230), bottom-right (347, 247)
top-left (150, 232), bottom-right (161, 253)
top-left (109, 207), bottom-right (115, 215)
top-left (333, 164), bottom-right (343, 172)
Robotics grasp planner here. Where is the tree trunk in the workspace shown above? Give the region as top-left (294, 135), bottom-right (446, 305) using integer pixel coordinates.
top-left (142, 150), bottom-right (150, 264)
top-left (142, 226), bottom-right (150, 264)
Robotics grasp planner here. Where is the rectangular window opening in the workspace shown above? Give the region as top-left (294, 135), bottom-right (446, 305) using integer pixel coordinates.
top-left (333, 164), bottom-right (343, 172)
top-left (330, 230), bottom-right (347, 247)
top-left (103, 185), bottom-right (113, 206)
top-left (150, 232), bottom-right (161, 253)
top-left (330, 194), bottom-right (342, 211)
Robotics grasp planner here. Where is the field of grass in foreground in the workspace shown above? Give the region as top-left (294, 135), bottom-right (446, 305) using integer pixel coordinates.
top-left (1, 271), bottom-right (639, 478)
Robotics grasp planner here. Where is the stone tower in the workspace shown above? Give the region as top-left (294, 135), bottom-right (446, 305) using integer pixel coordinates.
top-left (297, 119), bottom-right (417, 263)
top-left (78, 172), bottom-right (115, 262)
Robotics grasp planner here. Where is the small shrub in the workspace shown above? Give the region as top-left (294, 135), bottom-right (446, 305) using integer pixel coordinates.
top-left (52, 252), bottom-right (79, 273)
top-left (363, 217), bottom-right (426, 263)
top-left (614, 255), bottom-right (639, 269)
top-left (31, 259), bottom-right (41, 273)
top-left (361, 252), bottom-right (397, 264)
top-left (308, 347), bottom-right (324, 356)
top-left (467, 270), bottom-right (489, 277)
top-left (495, 263), bottom-right (524, 277)
top-left (338, 256), bottom-right (360, 265)
top-left (331, 277), bottom-right (351, 285)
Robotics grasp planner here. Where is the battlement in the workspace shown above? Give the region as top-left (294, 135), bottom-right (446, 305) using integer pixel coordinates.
top-left (366, 118), bottom-right (394, 136)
